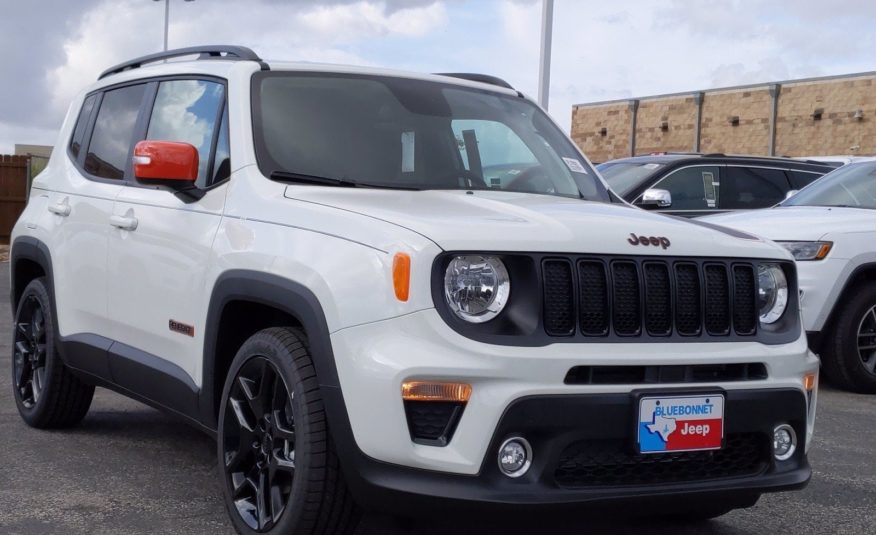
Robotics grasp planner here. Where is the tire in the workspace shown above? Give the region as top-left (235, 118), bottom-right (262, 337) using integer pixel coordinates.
top-left (218, 327), bottom-right (360, 535)
top-left (821, 282), bottom-right (876, 393)
top-left (12, 277), bottom-right (95, 428)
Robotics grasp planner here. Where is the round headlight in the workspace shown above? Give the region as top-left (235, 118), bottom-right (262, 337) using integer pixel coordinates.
top-left (758, 263), bottom-right (789, 324)
top-left (443, 255), bottom-right (510, 323)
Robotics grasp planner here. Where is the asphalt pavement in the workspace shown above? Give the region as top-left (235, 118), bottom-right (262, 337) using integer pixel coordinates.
top-left (0, 261), bottom-right (875, 534)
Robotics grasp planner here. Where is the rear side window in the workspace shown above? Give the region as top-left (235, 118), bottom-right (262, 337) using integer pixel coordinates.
top-left (85, 84), bottom-right (147, 179)
top-left (721, 167), bottom-right (789, 209)
top-left (69, 94), bottom-right (98, 160)
top-left (146, 80), bottom-right (225, 188)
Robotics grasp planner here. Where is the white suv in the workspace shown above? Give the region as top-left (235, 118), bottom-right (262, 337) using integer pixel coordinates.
top-left (10, 46), bottom-right (818, 534)
top-left (702, 158), bottom-right (876, 393)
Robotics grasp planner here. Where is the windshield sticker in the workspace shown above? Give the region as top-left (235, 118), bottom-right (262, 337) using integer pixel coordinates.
top-left (401, 131), bottom-right (415, 173)
top-left (562, 157), bottom-right (588, 174)
top-left (644, 163), bottom-right (660, 169)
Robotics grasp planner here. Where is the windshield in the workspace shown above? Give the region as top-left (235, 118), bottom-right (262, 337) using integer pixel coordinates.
top-left (783, 161), bottom-right (876, 209)
top-left (596, 161), bottom-right (664, 196)
top-left (252, 72), bottom-right (608, 201)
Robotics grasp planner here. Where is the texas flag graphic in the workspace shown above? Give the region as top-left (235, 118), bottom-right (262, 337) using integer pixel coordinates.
top-left (638, 395), bottom-right (724, 453)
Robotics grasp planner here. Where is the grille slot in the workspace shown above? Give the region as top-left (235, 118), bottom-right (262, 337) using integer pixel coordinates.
top-left (733, 265), bottom-right (757, 335)
top-left (543, 260), bottom-right (575, 336)
top-left (611, 262), bottom-right (641, 336)
top-left (704, 264), bottom-right (731, 335)
top-left (564, 363), bottom-right (768, 385)
top-left (554, 433), bottom-right (770, 488)
top-left (674, 263), bottom-right (702, 336)
top-left (643, 263), bottom-right (672, 336)
top-left (578, 261), bottom-right (609, 336)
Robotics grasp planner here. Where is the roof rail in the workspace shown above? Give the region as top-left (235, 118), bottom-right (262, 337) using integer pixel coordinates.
top-left (99, 45), bottom-right (264, 80)
top-left (435, 73), bottom-right (514, 90)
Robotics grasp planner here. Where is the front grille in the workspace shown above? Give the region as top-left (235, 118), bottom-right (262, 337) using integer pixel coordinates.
top-left (541, 258), bottom-right (758, 339)
top-left (564, 363), bottom-right (768, 385)
top-left (554, 433), bottom-right (770, 488)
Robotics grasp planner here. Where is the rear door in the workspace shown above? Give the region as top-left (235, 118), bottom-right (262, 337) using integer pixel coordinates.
top-left (49, 84), bottom-right (147, 354)
top-left (106, 78), bottom-right (229, 407)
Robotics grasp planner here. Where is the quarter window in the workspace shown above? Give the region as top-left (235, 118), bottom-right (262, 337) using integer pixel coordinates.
top-left (69, 94), bottom-right (98, 160)
top-left (146, 80), bottom-right (225, 187)
top-left (85, 84), bottom-right (147, 179)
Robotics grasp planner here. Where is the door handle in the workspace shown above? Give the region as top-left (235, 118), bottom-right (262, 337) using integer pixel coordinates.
top-left (48, 201), bottom-right (71, 217)
top-left (110, 215), bottom-right (138, 231)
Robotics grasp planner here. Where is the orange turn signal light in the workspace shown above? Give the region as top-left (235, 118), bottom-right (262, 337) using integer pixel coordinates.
top-left (803, 372), bottom-right (817, 391)
top-left (814, 243), bottom-right (832, 260)
top-left (402, 381), bottom-right (472, 403)
top-left (393, 253), bottom-right (411, 302)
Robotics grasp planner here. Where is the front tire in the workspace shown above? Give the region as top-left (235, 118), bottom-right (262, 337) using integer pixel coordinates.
top-left (12, 277), bottom-right (94, 427)
top-left (218, 327), bottom-right (360, 534)
top-left (821, 282), bottom-right (876, 393)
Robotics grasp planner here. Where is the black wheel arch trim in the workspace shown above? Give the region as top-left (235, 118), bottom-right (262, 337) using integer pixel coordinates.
top-left (10, 236), bottom-right (56, 316)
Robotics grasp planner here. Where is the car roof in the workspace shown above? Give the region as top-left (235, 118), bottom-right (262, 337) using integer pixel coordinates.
top-left (599, 153), bottom-right (834, 169)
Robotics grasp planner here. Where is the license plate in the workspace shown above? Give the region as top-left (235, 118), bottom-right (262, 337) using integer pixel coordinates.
top-left (638, 394), bottom-right (724, 454)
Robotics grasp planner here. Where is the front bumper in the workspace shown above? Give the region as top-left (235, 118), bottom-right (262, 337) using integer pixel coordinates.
top-left (327, 308), bottom-right (818, 511)
top-left (334, 389), bottom-right (810, 514)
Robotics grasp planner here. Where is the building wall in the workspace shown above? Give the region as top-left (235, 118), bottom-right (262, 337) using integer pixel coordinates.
top-left (570, 102), bottom-right (631, 164)
top-left (572, 72), bottom-right (876, 162)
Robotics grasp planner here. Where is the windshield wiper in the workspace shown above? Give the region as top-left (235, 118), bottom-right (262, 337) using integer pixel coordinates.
top-left (270, 170), bottom-right (420, 190)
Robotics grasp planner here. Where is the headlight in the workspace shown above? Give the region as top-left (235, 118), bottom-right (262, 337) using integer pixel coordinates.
top-left (444, 255), bottom-right (510, 323)
top-left (757, 263), bottom-right (789, 324)
top-left (776, 241), bottom-right (832, 261)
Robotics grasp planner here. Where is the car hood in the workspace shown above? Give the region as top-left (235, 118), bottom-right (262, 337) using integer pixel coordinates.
top-left (700, 206), bottom-right (876, 241)
top-left (284, 187), bottom-right (788, 258)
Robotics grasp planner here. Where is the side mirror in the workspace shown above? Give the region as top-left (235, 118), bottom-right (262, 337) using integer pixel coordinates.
top-left (784, 189), bottom-right (799, 200)
top-left (133, 140), bottom-right (198, 186)
top-left (638, 188), bottom-right (672, 209)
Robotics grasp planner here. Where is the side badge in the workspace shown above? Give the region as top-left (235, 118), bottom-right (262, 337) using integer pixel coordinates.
top-left (169, 319), bottom-right (195, 337)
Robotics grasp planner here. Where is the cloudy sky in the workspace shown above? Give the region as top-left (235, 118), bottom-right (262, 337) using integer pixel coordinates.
top-left (2, 0), bottom-right (875, 154)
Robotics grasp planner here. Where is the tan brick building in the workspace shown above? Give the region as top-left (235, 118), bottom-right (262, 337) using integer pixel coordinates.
top-left (571, 72), bottom-right (876, 163)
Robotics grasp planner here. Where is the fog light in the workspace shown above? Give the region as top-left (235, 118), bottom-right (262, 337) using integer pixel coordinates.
top-left (498, 437), bottom-right (532, 478)
top-left (773, 424), bottom-right (797, 461)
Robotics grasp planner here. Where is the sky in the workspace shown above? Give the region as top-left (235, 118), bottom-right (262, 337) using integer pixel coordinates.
top-left (2, 0), bottom-right (876, 154)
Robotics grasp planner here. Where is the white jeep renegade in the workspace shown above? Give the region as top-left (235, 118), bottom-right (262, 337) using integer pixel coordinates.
top-left (10, 46), bottom-right (818, 534)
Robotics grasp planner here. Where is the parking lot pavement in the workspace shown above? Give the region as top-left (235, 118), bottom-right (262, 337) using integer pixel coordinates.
top-left (0, 262), bottom-right (875, 535)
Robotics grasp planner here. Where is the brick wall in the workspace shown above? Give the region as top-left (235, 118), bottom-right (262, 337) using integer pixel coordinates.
top-left (571, 72), bottom-right (876, 162)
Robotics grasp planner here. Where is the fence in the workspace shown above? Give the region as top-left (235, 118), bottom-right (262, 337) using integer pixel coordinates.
top-left (0, 155), bottom-right (30, 243)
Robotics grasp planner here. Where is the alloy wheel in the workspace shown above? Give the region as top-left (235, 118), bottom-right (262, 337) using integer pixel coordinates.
top-left (858, 305), bottom-right (876, 376)
top-left (222, 356), bottom-right (297, 532)
top-left (13, 295), bottom-right (47, 408)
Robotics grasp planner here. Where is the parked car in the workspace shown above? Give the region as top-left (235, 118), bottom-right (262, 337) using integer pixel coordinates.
top-left (701, 158), bottom-right (876, 393)
top-left (793, 155), bottom-right (867, 168)
top-left (10, 46), bottom-right (819, 534)
top-left (596, 154), bottom-right (834, 217)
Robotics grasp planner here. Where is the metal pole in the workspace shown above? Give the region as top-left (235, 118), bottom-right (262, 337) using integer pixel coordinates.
top-left (537, 0), bottom-right (554, 110)
top-left (768, 84), bottom-right (781, 156)
top-left (163, 0), bottom-right (169, 51)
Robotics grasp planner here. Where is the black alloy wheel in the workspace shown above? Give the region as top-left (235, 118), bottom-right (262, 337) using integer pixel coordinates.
top-left (223, 356), bottom-right (297, 532)
top-left (14, 295), bottom-right (48, 408)
top-left (857, 305), bottom-right (876, 376)
top-left (11, 277), bottom-right (94, 428)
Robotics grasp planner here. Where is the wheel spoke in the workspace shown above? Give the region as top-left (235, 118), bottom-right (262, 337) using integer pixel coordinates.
top-left (33, 367), bottom-right (45, 401)
top-left (16, 322), bottom-right (33, 344)
top-left (31, 308), bottom-right (45, 341)
top-left (238, 374), bottom-right (266, 420)
top-left (270, 484), bottom-right (286, 523)
top-left (15, 341), bottom-right (32, 358)
top-left (864, 355), bottom-right (876, 373)
top-left (257, 471), bottom-right (270, 530)
top-left (230, 397), bottom-right (256, 433)
top-left (13, 354), bottom-right (29, 388)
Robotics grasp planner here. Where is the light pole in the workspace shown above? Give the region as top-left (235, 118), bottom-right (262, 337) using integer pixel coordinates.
top-left (537, 0), bottom-right (554, 110)
top-left (154, 0), bottom-right (195, 52)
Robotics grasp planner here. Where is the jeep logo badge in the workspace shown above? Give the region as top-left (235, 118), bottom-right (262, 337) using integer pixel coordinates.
top-left (628, 233), bottom-right (671, 250)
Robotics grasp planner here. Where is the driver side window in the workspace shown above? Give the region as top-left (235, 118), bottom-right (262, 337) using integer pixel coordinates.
top-left (650, 166), bottom-right (720, 211)
top-left (451, 120), bottom-right (537, 189)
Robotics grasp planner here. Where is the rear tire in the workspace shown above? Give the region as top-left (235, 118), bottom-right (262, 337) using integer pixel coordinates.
top-left (218, 327), bottom-right (360, 535)
top-left (12, 277), bottom-right (94, 428)
top-left (821, 282), bottom-right (876, 393)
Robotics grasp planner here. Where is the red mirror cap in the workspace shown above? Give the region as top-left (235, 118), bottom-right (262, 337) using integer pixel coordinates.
top-left (133, 140), bottom-right (198, 182)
